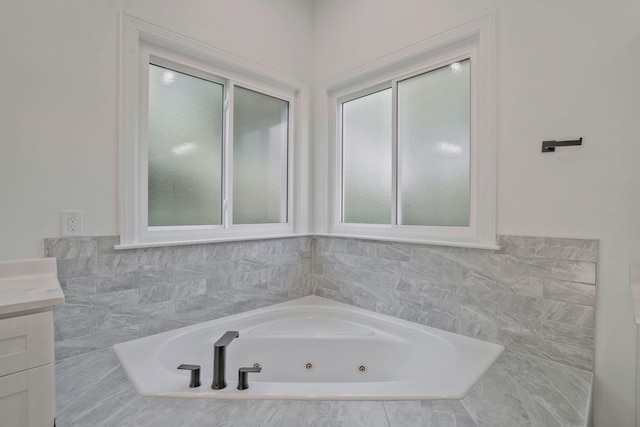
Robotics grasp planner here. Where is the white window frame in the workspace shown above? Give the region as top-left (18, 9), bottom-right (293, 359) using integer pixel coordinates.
top-left (118, 14), bottom-right (309, 249)
top-left (315, 15), bottom-right (497, 249)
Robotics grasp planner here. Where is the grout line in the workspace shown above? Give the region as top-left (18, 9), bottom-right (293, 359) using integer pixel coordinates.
top-left (382, 401), bottom-right (392, 426)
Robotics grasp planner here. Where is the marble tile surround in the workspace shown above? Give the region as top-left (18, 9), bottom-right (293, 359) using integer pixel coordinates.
top-left (45, 236), bottom-right (313, 361)
top-left (314, 235), bottom-right (597, 372)
top-left (46, 234), bottom-right (597, 372)
top-left (48, 234), bottom-right (597, 426)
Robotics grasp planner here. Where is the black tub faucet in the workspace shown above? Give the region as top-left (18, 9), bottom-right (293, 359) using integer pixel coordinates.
top-left (211, 331), bottom-right (239, 390)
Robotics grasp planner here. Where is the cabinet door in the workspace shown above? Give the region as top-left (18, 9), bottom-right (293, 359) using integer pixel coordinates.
top-left (0, 311), bottom-right (53, 377)
top-left (0, 364), bottom-right (54, 427)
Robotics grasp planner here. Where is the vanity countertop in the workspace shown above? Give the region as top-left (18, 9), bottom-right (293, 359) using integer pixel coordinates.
top-left (0, 258), bottom-right (64, 317)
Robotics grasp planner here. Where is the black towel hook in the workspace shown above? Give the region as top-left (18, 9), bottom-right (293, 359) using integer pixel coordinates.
top-left (541, 137), bottom-right (583, 153)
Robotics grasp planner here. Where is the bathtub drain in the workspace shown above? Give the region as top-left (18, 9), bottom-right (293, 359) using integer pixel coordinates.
top-left (358, 365), bottom-right (367, 374)
top-left (305, 362), bottom-right (313, 370)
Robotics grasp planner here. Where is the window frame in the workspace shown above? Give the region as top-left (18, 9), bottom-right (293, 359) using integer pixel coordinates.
top-left (316, 15), bottom-right (497, 249)
top-left (119, 14), bottom-right (307, 249)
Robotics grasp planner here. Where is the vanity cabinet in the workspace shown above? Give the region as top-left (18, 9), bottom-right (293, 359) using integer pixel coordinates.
top-left (0, 259), bottom-right (64, 427)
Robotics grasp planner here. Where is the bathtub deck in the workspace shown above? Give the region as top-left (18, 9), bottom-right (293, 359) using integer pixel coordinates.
top-left (55, 348), bottom-right (592, 427)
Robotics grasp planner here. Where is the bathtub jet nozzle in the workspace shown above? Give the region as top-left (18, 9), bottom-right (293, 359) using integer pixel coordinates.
top-left (212, 330), bottom-right (239, 390)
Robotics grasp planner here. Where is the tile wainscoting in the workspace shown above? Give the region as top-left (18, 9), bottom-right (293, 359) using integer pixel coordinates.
top-left (45, 236), bottom-right (313, 361)
top-left (46, 234), bottom-right (597, 426)
top-left (313, 235), bottom-right (597, 372)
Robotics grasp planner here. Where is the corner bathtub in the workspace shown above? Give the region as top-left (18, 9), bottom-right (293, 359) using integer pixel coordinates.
top-left (113, 296), bottom-right (504, 400)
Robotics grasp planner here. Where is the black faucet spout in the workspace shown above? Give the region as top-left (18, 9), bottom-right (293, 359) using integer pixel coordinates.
top-left (212, 331), bottom-right (239, 390)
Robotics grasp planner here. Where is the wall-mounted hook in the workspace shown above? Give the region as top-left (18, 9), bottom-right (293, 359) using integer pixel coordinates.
top-left (542, 137), bottom-right (583, 153)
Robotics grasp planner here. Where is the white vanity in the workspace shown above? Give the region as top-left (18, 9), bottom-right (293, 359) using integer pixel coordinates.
top-left (0, 258), bottom-right (64, 427)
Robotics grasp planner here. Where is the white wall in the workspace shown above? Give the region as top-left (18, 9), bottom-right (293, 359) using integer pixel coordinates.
top-left (2, 0), bottom-right (639, 425)
top-left (314, 0), bottom-right (640, 425)
top-left (0, 0), bottom-right (314, 261)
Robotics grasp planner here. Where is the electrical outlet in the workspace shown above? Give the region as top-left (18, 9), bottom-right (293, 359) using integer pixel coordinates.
top-left (61, 210), bottom-right (83, 237)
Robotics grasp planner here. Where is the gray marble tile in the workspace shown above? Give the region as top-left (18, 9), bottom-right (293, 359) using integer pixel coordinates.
top-left (458, 303), bottom-right (528, 335)
top-left (344, 253), bottom-right (402, 276)
top-left (398, 257), bottom-right (465, 288)
top-left (67, 289), bottom-right (139, 309)
top-left (498, 256), bottom-right (596, 285)
top-left (206, 276), bottom-right (234, 293)
top-left (63, 276), bottom-right (99, 298)
top-left (394, 275), bottom-right (454, 296)
top-left (96, 253), bottom-right (139, 276)
top-left (56, 365), bottom-right (145, 427)
top-left (460, 270), bottom-right (545, 299)
top-left (135, 300), bottom-right (176, 320)
top-left (54, 313), bottom-right (97, 341)
top-left (138, 279), bottom-right (206, 305)
top-left (315, 236), bottom-right (348, 254)
top-left (95, 307), bottom-right (141, 332)
top-left (313, 280), bottom-right (377, 312)
top-left (173, 267), bottom-right (213, 282)
top-left (55, 348), bottom-right (121, 414)
top-left (138, 246), bottom-right (174, 269)
top-left (97, 235), bottom-right (121, 256)
top-left (274, 252), bottom-right (308, 267)
top-left (206, 241), bottom-right (251, 261)
top-left (110, 396), bottom-right (213, 427)
top-left (375, 242), bottom-right (412, 261)
top-left (460, 356), bottom-right (541, 426)
top-left (118, 269), bottom-right (174, 288)
top-left (497, 235), bottom-right (598, 262)
top-left (385, 400), bottom-right (476, 427)
top-left (54, 300), bottom-right (96, 321)
top-left (173, 245), bottom-right (209, 268)
top-left (283, 236), bottom-right (312, 253)
top-left (189, 400), bottom-right (390, 427)
top-left (44, 237), bottom-right (96, 260)
top-left (235, 257), bottom-right (280, 273)
top-left (454, 317), bottom-right (500, 343)
top-left (174, 295), bottom-right (209, 313)
top-left (497, 352), bottom-right (591, 425)
top-left (344, 239), bottom-right (380, 257)
top-left (502, 330), bottom-right (593, 371)
top-left (318, 259), bottom-right (384, 288)
top-left (543, 279), bottom-right (596, 306)
top-left (232, 268), bottom-right (277, 288)
top-left (55, 325), bottom-right (139, 361)
top-left (539, 319), bottom-right (595, 350)
top-left (428, 247), bottom-right (502, 277)
top-left (499, 294), bottom-right (595, 329)
top-left (379, 289), bottom-right (460, 320)
top-left (57, 258), bottom-right (98, 280)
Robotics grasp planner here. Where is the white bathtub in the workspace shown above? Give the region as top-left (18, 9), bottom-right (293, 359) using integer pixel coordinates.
top-left (113, 296), bottom-right (504, 400)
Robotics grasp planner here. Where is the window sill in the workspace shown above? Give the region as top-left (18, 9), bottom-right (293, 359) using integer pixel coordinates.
top-left (114, 233), bottom-right (314, 250)
top-left (112, 232), bottom-right (499, 251)
top-left (312, 233), bottom-right (500, 250)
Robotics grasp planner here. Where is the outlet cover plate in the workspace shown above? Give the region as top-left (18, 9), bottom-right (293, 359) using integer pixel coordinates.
top-left (61, 210), bottom-right (83, 237)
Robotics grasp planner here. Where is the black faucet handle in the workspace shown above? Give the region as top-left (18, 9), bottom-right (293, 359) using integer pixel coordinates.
top-left (237, 366), bottom-right (262, 390)
top-left (177, 364), bottom-right (201, 388)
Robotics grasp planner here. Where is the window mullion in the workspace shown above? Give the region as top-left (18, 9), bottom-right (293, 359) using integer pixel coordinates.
top-left (224, 82), bottom-right (234, 229)
top-left (391, 79), bottom-right (399, 227)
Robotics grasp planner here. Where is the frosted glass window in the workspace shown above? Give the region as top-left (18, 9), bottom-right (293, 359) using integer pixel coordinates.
top-left (147, 64), bottom-right (224, 227)
top-left (342, 89), bottom-right (392, 224)
top-left (398, 59), bottom-right (470, 226)
top-left (233, 86), bottom-right (289, 224)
